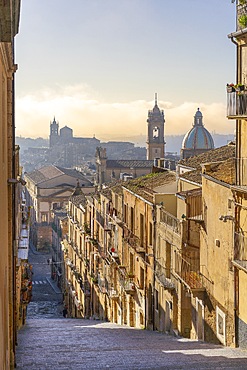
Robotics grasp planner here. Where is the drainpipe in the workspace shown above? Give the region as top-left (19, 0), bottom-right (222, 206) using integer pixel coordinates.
top-left (152, 205), bottom-right (157, 331)
top-left (144, 202), bottom-right (147, 329)
top-left (232, 190), bottom-right (239, 347)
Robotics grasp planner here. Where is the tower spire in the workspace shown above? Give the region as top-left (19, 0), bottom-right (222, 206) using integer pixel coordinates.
top-left (155, 92), bottom-right (157, 106)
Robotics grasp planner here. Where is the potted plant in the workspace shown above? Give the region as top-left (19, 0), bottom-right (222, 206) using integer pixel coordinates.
top-left (239, 14), bottom-right (247, 28)
top-left (236, 83), bottom-right (245, 91)
top-left (227, 83), bottom-right (235, 93)
top-left (239, 0), bottom-right (247, 6)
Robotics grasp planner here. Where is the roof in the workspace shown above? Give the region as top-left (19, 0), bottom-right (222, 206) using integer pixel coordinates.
top-left (180, 169), bottom-right (202, 185)
top-left (178, 143), bottom-right (235, 170)
top-left (25, 165), bottom-right (92, 186)
top-left (106, 160), bottom-right (154, 169)
top-left (123, 171), bottom-right (176, 203)
top-left (182, 126), bottom-right (214, 150)
top-left (182, 108), bottom-right (214, 151)
top-left (177, 188), bottom-right (202, 200)
top-left (203, 158), bottom-right (236, 185)
top-left (71, 193), bottom-right (87, 207)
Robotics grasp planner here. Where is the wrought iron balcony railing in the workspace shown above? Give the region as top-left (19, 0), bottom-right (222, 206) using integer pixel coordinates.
top-left (227, 90), bottom-right (247, 119)
top-left (160, 208), bottom-right (181, 235)
top-left (174, 252), bottom-right (204, 290)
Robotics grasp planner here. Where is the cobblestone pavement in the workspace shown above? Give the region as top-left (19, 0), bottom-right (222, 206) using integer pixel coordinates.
top-left (27, 244), bottom-right (63, 318)
top-left (15, 246), bottom-right (247, 369)
top-left (15, 318), bottom-right (247, 370)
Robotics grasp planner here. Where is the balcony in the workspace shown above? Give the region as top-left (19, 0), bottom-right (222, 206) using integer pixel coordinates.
top-left (227, 90), bottom-right (247, 119)
top-left (155, 261), bottom-right (175, 290)
top-left (98, 275), bottom-right (107, 293)
top-left (160, 208), bottom-right (181, 235)
top-left (108, 288), bottom-right (119, 300)
top-left (123, 280), bottom-right (135, 294)
top-left (174, 252), bottom-right (204, 291)
top-left (123, 225), bottom-right (145, 252)
top-left (234, 232), bottom-right (247, 260)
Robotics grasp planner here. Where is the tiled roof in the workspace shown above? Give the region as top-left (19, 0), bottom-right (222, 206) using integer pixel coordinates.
top-left (178, 143), bottom-right (235, 170)
top-left (204, 158), bottom-right (236, 185)
top-left (123, 171), bottom-right (176, 203)
top-left (180, 169), bottom-right (202, 185)
top-left (26, 165), bottom-right (92, 186)
top-left (106, 160), bottom-right (154, 169)
top-left (71, 194), bottom-right (87, 207)
top-left (177, 188), bottom-right (202, 199)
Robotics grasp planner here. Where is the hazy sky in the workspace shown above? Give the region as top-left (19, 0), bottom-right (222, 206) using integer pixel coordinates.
top-left (15, 0), bottom-right (237, 142)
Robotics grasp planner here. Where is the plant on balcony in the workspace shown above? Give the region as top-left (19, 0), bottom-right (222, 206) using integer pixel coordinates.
top-left (239, 14), bottom-right (247, 28)
top-left (227, 83), bottom-right (235, 93)
top-left (83, 222), bottom-right (91, 235)
top-left (239, 0), bottom-right (247, 6)
top-left (227, 83), bottom-right (245, 93)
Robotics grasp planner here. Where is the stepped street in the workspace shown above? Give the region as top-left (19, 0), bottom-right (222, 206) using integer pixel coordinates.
top-left (15, 246), bottom-right (247, 369)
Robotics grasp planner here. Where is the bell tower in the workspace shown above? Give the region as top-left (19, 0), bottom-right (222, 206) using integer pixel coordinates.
top-left (146, 94), bottom-right (165, 160)
top-left (49, 117), bottom-right (59, 148)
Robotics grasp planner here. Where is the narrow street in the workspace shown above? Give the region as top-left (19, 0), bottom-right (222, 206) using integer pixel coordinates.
top-left (15, 247), bottom-right (247, 369)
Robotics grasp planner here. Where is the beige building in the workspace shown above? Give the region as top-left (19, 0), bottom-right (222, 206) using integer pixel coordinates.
top-left (24, 165), bottom-right (93, 250)
top-left (0, 2), bottom-right (22, 369)
top-left (95, 147), bottom-right (154, 187)
top-left (60, 3), bottom-right (247, 349)
top-left (226, 0), bottom-right (247, 348)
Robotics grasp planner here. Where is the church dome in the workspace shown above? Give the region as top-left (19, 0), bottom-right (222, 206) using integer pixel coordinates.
top-left (182, 108), bottom-right (214, 150)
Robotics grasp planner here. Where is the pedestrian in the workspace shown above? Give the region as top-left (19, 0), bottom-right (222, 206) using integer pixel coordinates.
top-left (62, 306), bottom-right (68, 318)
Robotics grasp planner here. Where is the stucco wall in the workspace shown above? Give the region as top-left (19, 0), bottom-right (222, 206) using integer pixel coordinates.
top-left (238, 269), bottom-right (247, 348)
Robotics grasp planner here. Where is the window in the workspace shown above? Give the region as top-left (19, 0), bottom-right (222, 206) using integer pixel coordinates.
top-left (155, 289), bottom-right (159, 311)
top-left (153, 127), bottom-right (159, 138)
top-left (139, 266), bottom-right (144, 289)
top-left (130, 207), bottom-right (134, 232)
top-left (216, 306), bottom-right (226, 345)
top-left (129, 252), bottom-right (134, 274)
top-left (124, 204), bottom-right (128, 224)
top-left (149, 222), bottom-right (153, 246)
top-left (41, 213), bottom-right (48, 223)
top-left (140, 214), bottom-right (144, 246)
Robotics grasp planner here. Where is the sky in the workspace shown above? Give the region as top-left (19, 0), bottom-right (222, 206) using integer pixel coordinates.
top-left (15, 0), bottom-right (237, 144)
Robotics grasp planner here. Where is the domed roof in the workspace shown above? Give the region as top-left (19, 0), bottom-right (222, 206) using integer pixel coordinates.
top-left (182, 108), bottom-right (214, 150)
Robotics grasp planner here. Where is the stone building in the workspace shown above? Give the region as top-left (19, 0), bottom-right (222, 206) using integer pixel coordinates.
top-left (0, 2), bottom-right (22, 369)
top-left (58, 4), bottom-right (247, 350)
top-left (146, 94), bottom-right (165, 160)
top-left (180, 108), bottom-right (214, 159)
top-left (24, 165), bottom-right (93, 251)
top-left (95, 146), bottom-right (154, 187)
top-left (49, 117), bottom-right (100, 167)
top-left (226, 0), bottom-right (247, 349)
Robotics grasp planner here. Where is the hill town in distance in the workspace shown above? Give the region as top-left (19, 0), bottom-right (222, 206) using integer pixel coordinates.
top-left (3, 1), bottom-right (247, 368)
top-left (16, 102), bottom-right (234, 176)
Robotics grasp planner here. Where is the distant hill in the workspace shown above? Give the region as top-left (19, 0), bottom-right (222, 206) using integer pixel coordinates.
top-left (124, 134), bottom-right (235, 154)
top-left (16, 137), bottom-right (49, 153)
top-left (16, 133), bottom-right (235, 158)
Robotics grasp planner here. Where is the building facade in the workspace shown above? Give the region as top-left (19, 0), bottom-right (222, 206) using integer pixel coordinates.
top-left (0, 2), bottom-right (22, 369)
top-left (24, 165), bottom-right (93, 251)
top-left (226, 0), bottom-right (247, 348)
